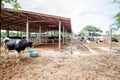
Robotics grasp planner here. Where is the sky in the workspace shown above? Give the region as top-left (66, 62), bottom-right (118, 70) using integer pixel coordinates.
top-left (4, 0), bottom-right (120, 34)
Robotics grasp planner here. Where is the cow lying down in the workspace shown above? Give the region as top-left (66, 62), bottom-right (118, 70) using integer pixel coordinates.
top-left (3, 37), bottom-right (33, 63)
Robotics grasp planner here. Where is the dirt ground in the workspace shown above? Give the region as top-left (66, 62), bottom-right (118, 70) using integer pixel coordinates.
top-left (0, 40), bottom-right (120, 80)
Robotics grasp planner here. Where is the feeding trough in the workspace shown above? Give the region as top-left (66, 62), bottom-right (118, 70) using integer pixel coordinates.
top-left (27, 50), bottom-right (38, 57)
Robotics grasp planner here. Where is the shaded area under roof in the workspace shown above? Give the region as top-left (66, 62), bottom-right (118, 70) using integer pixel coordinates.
top-left (1, 8), bottom-right (72, 33)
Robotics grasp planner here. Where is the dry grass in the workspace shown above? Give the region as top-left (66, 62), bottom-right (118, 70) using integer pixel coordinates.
top-left (0, 40), bottom-right (120, 80)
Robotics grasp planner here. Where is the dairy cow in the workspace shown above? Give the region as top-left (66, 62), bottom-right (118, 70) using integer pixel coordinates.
top-left (3, 37), bottom-right (33, 62)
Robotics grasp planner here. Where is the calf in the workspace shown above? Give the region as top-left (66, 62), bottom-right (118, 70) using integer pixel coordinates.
top-left (3, 37), bottom-right (33, 62)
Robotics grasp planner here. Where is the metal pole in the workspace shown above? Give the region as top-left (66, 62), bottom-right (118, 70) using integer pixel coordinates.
top-left (109, 28), bottom-right (112, 50)
top-left (59, 21), bottom-right (61, 49)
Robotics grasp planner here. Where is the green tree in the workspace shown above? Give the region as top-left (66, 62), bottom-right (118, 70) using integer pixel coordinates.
top-left (1, 32), bottom-right (6, 37)
top-left (9, 32), bottom-right (16, 36)
top-left (112, 0), bottom-right (120, 31)
top-left (79, 29), bottom-right (86, 36)
top-left (2, 0), bottom-right (21, 11)
top-left (114, 12), bottom-right (120, 28)
top-left (105, 30), bottom-right (109, 35)
top-left (80, 25), bottom-right (103, 36)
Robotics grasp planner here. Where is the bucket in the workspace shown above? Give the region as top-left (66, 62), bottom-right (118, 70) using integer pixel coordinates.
top-left (27, 50), bottom-right (38, 57)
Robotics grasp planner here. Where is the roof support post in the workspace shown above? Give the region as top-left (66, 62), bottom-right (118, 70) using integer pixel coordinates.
top-left (67, 31), bottom-right (69, 42)
top-left (59, 21), bottom-right (61, 49)
top-left (26, 17), bottom-right (29, 41)
top-left (63, 26), bottom-right (65, 44)
top-left (46, 29), bottom-right (48, 44)
top-left (109, 27), bottom-right (112, 50)
top-left (17, 31), bottom-right (19, 36)
top-left (39, 26), bottom-right (41, 44)
top-left (6, 30), bottom-right (9, 37)
top-left (20, 27), bottom-right (22, 37)
top-left (64, 29), bottom-right (66, 43)
top-left (20, 31), bottom-right (22, 37)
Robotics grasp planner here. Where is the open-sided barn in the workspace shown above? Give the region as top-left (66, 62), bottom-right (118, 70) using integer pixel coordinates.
top-left (1, 8), bottom-right (72, 49)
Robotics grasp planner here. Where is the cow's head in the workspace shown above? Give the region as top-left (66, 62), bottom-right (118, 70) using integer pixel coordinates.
top-left (27, 42), bottom-right (33, 48)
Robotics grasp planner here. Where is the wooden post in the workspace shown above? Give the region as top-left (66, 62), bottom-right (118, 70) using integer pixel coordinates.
top-left (63, 26), bottom-right (65, 44)
top-left (20, 31), bottom-right (22, 37)
top-left (59, 21), bottom-right (61, 49)
top-left (20, 27), bottom-right (22, 37)
top-left (39, 26), bottom-right (41, 44)
top-left (17, 31), bottom-right (19, 36)
top-left (46, 29), bottom-right (48, 44)
top-left (64, 29), bottom-right (66, 43)
top-left (26, 16), bottom-right (29, 41)
top-left (6, 30), bottom-right (9, 37)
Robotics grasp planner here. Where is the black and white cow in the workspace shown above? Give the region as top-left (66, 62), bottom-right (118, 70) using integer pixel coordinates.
top-left (3, 37), bottom-right (33, 62)
top-left (112, 38), bottom-right (119, 42)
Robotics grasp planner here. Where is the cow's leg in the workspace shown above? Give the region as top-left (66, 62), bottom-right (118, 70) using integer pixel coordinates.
top-left (4, 49), bottom-right (9, 60)
top-left (15, 51), bottom-right (21, 63)
top-left (3, 44), bottom-right (9, 59)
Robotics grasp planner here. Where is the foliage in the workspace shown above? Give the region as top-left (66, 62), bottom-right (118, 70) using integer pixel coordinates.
top-left (109, 33), bottom-right (120, 39)
top-left (112, 0), bottom-right (120, 30)
top-left (1, 31), bottom-right (17, 37)
top-left (114, 12), bottom-right (120, 28)
top-left (2, 0), bottom-right (21, 11)
top-left (113, 0), bottom-right (120, 3)
top-left (105, 30), bottom-right (109, 35)
top-left (79, 29), bottom-right (86, 36)
top-left (105, 29), bottom-right (117, 36)
top-left (1, 31), bottom-right (26, 38)
top-left (1, 32), bottom-right (6, 37)
top-left (9, 32), bottom-right (17, 36)
top-left (112, 34), bottom-right (120, 38)
top-left (79, 25), bottom-right (103, 36)
top-left (83, 25), bottom-right (103, 32)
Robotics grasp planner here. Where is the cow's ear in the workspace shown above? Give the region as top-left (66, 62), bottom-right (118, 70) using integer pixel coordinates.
top-left (4, 39), bottom-right (9, 43)
top-left (3, 37), bottom-right (10, 42)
